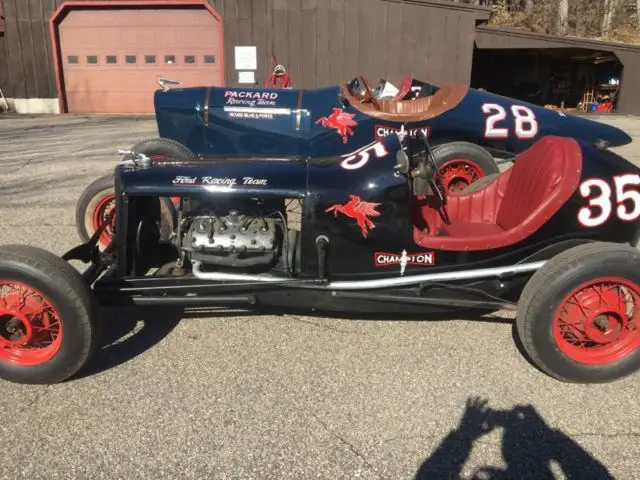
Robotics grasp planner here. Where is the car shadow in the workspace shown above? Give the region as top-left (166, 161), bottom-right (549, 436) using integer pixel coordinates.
top-left (71, 305), bottom-right (513, 381)
top-left (415, 397), bottom-right (613, 480)
top-left (72, 306), bottom-right (253, 381)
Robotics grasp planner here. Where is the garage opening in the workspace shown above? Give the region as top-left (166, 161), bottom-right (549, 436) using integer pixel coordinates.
top-left (471, 47), bottom-right (622, 113)
top-left (51, 2), bottom-right (224, 114)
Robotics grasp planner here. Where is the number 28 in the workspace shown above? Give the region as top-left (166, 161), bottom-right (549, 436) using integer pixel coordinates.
top-left (482, 103), bottom-right (539, 139)
top-left (578, 174), bottom-right (640, 227)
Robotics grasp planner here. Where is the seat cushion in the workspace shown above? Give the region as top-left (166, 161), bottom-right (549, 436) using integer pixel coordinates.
top-left (413, 136), bottom-right (583, 251)
top-left (442, 221), bottom-right (504, 238)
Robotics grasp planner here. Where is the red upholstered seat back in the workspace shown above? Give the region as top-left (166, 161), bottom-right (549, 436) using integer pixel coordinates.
top-left (496, 136), bottom-right (581, 231)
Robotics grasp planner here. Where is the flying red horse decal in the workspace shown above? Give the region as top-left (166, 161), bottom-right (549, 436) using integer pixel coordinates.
top-left (325, 195), bottom-right (382, 238)
top-left (315, 108), bottom-right (358, 144)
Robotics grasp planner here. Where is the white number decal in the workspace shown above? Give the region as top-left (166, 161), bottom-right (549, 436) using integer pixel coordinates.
top-left (614, 174), bottom-right (640, 221)
top-left (512, 106), bottom-right (538, 139)
top-left (340, 141), bottom-right (389, 170)
top-left (482, 103), bottom-right (538, 140)
top-left (578, 179), bottom-right (612, 227)
top-left (482, 104), bottom-right (508, 138)
top-left (578, 175), bottom-right (640, 227)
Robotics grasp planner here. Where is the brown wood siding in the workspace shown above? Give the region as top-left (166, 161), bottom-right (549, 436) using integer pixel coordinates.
top-left (475, 26), bottom-right (640, 115)
top-left (0, 0), bottom-right (487, 99)
top-left (218, 0), bottom-right (486, 89)
top-left (0, 1), bottom-right (5, 33)
top-left (0, 35), bottom-right (7, 95)
top-left (612, 51), bottom-right (640, 115)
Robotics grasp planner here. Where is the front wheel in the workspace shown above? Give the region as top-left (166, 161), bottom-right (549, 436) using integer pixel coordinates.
top-left (517, 242), bottom-right (640, 383)
top-left (75, 137), bottom-right (196, 249)
top-left (75, 174), bottom-right (176, 250)
top-left (0, 245), bottom-right (100, 384)
top-left (431, 142), bottom-right (500, 194)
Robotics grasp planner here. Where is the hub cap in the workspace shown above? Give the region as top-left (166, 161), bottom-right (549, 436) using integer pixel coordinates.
top-left (0, 282), bottom-right (63, 366)
top-left (553, 277), bottom-right (640, 365)
top-left (439, 159), bottom-right (484, 193)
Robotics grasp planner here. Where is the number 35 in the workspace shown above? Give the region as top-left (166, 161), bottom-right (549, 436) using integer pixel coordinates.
top-left (578, 174), bottom-right (640, 227)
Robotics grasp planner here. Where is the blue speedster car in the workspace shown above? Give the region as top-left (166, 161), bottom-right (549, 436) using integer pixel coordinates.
top-left (76, 74), bottom-right (632, 247)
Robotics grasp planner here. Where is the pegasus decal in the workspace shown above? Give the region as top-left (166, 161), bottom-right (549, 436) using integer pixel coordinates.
top-left (325, 195), bottom-right (381, 238)
top-left (315, 108), bottom-right (358, 144)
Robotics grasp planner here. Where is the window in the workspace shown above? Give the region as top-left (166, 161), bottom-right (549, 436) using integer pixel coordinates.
top-left (125, 55), bottom-right (137, 65)
top-left (87, 55), bottom-right (98, 65)
top-left (145, 55), bottom-right (157, 65)
top-left (67, 55), bottom-right (79, 65)
top-left (164, 55), bottom-right (176, 65)
top-left (204, 55), bottom-right (216, 64)
top-left (106, 56), bottom-right (117, 65)
top-left (184, 55), bottom-right (195, 64)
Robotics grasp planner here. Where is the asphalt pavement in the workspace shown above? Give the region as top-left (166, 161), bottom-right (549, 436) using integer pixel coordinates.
top-left (0, 113), bottom-right (639, 479)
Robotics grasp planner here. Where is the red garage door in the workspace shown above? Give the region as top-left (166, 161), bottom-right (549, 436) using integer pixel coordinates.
top-left (57, 7), bottom-right (223, 113)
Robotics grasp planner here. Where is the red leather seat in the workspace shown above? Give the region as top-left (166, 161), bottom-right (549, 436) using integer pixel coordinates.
top-left (414, 136), bottom-right (583, 251)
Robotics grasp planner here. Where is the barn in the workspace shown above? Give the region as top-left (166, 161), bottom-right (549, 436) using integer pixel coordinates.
top-left (1, 0), bottom-right (640, 115)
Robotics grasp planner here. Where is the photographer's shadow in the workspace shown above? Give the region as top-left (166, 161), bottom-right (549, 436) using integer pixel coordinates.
top-left (415, 397), bottom-right (613, 480)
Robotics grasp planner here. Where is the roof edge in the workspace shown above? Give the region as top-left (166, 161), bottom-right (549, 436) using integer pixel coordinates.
top-left (381, 0), bottom-right (491, 19)
top-left (477, 25), bottom-right (640, 53)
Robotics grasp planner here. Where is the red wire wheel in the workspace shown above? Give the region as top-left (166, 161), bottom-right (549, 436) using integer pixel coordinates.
top-left (91, 193), bottom-right (116, 248)
top-left (0, 281), bottom-right (63, 366)
top-left (439, 159), bottom-right (485, 193)
top-left (553, 277), bottom-right (640, 365)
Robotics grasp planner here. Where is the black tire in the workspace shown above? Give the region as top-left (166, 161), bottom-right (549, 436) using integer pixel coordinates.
top-left (130, 137), bottom-right (197, 161)
top-left (516, 242), bottom-right (640, 383)
top-left (430, 142), bottom-right (500, 193)
top-left (75, 174), bottom-right (177, 249)
top-left (459, 173), bottom-right (500, 194)
top-left (75, 137), bottom-right (195, 248)
top-left (0, 245), bottom-right (100, 384)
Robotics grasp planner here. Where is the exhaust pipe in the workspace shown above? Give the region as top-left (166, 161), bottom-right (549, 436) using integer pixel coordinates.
top-left (192, 260), bottom-right (546, 291)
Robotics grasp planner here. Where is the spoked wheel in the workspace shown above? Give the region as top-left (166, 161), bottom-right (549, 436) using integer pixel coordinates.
top-left (439, 159), bottom-right (485, 194)
top-left (0, 282), bottom-right (64, 367)
top-left (430, 142), bottom-right (500, 194)
top-left (89, 186), bottom-right (116, 249)
top-left (553, 278), bottom-right (640, 366)
top-left (0, 245), bottom-right (100, 384)
top-left (75, 137), bottom-right (195, 249)
top-left (517, 242), bottom-right (640, 383)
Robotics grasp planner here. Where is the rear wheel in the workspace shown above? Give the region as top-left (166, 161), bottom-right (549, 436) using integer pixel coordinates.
top-left (0, 245), bottom-right (100, 384)
top-left (431, 142), bottom-right (500, 194)
top-left (517, 242), bottom-right (640, 383)
top-left (75, 137), bottom-right (195, 249)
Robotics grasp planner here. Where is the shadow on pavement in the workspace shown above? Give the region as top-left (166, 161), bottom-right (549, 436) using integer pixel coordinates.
top-left (71, 305), bottom-right (514, 381)
top-left (72, 306), bottom-right (251, 380)
top-left (415, 397), bottom-right (613, 480)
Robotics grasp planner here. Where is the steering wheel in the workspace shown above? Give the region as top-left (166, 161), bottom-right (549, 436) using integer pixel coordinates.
top-left (358, 76), bottom-right (381, 110)
top-left (425, 148), bottom-right (451, 224)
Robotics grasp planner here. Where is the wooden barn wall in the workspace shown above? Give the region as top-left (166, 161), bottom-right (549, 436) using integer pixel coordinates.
top-left (0, 0), bottom-right (480, 99)
top-left (0, 35), bottom-right (6, 99)
top-left (1, 0), bottom-right (62, 99)
top-left (218, 0), bottom-right (480, 89)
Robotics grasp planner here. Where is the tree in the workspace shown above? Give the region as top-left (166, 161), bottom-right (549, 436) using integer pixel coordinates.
top-left (602, 0), bottom-right (620, 37)
top-left (557, 0), bottom-right (568, 35)
top-left (524, 0), bottom-right (534, 13)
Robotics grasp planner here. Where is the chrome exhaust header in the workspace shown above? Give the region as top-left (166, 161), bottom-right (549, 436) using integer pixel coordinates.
top-left (191, 261), bottom-right (546, 291)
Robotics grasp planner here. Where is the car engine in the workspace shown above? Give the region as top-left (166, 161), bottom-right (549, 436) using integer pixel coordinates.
top-left (179, 198), bottom-right (285, 269)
